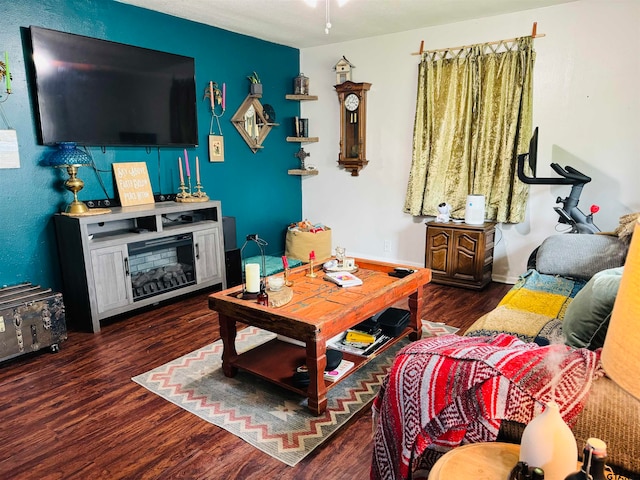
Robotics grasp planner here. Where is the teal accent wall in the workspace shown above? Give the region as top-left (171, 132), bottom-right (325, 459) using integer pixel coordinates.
top-left (0, 0), bottom-right (302, 290)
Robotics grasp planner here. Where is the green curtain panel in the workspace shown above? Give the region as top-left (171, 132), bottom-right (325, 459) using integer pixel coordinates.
top-left (404, 37), bottom-right (535, 223)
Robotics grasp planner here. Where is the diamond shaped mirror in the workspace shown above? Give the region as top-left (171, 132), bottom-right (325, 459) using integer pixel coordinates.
top-left (231, 95), bottom-right (278, 153)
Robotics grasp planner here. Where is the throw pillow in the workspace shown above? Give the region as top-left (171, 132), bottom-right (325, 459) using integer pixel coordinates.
top-left (563, 267), bottom-right (624, 350)
top-left (536, 235), bottom-right (627, 279)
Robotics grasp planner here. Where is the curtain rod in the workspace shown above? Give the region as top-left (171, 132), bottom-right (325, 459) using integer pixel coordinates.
top-left (411, 22), bottom-right (545, 56)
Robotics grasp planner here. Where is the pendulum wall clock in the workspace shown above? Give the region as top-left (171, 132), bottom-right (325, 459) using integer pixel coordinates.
top-left (334, 81), bottom-right (371, 176)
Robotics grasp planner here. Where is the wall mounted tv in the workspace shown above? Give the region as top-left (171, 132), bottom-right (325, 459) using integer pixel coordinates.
top-left (28, 26), bottom-right (198, 147)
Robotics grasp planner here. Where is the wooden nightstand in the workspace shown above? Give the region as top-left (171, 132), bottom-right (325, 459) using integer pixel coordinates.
top-left (425, 221), bottom-right (495, 290)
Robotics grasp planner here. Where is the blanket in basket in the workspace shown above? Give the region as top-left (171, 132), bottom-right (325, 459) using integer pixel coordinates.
top-left (370, 334), bottom-right (603, 480)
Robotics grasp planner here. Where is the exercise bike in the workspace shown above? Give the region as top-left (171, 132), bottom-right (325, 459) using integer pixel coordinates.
top-left (517, 127), bottom-right (600, 234)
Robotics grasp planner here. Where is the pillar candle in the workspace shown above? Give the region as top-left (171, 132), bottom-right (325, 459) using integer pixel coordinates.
top-left (184, 149), bottom-right (190, 177)
top-left (178, 157), bottom-right (184, 184)
top-left (195, 156), bottom-right (200, 184)
top-left (209, 81), bottom-right (214, 109)
top-left (245, 263), bottom-right (260, 293)
top-left (222, 82), bottom-right (226, 110)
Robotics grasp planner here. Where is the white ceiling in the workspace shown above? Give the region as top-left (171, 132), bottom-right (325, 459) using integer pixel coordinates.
top-left (117, 0), bottom-right (577, 49)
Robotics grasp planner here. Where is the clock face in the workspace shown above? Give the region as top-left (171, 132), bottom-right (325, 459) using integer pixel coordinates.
top-left (345, 93), bottom-right (360, 112)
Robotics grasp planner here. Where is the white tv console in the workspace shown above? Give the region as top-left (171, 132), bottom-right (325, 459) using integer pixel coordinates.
top-left (54, 200), bottom-right (226, 333)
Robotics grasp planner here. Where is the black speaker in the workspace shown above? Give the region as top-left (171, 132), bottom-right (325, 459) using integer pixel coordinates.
top-left (225, 248), bottom-right (242, 288)
top-left (222, 216), bottom-right (237, 251)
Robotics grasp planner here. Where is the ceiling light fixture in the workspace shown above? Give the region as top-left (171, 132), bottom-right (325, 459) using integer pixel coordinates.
top-left (325, 0), bottom-right (331, 34)
top-left (303, 0), bottom-right (349, 35)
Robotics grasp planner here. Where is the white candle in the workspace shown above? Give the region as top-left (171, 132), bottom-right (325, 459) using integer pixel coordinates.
top-left (209, 81), bottom-right (214, 109)
top-left (184, 149), bottom-right (190, 177)
top-left (195, 156), bottom-right (200, 184)
top-left (178, 157), bottom-right (184, 184)
top-left (245, 263), bottom-right (260, 293)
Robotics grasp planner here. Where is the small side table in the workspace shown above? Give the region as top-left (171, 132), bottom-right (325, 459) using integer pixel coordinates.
top-left (425, 221), bottom-right (495, 290)
top-left (428, 442), bottom-right (520, 480)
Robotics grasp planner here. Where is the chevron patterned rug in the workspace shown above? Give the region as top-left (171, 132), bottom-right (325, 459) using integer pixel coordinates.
top-left (132, 321), bottom-right (457, 466)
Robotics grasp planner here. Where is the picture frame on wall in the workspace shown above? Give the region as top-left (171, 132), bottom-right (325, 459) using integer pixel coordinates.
top-left (209, 135), bottom-right (224, 162)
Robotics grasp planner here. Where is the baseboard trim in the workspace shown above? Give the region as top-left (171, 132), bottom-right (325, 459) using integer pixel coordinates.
top-left (491, 274), bottom-right (518, 285)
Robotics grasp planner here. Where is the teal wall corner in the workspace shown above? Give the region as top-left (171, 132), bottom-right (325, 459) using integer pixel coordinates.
top-left (0, 0), bottom-right (303, 290)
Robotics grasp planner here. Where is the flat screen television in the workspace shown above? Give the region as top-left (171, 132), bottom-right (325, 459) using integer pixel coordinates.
top-left (28, 26), bottom-right (198, 147)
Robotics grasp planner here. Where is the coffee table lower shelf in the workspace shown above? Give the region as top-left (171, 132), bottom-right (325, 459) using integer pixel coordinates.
top-left (232, 330), bottom-right (411, 396)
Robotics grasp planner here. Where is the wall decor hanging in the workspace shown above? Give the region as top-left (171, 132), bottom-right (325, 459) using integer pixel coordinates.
top-left (0, 50), bottom-right (19, 169)
top-left (231, 95), bottom-right (278, 153)
top-left (204, 81), bottom-right (225, 162)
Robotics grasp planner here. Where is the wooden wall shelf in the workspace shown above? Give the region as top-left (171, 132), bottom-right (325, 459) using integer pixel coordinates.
top-left (288, 169), bottom-right (318, 176)
top-left (285, 94), bottom-right (318, 101)
top-left (286, 136), bottom-right (319, 143)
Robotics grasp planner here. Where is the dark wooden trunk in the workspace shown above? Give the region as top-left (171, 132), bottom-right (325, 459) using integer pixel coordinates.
top-left (0, 281), bottom-right (510, 480)
top-left (0, 283), bottom-right (67, 363)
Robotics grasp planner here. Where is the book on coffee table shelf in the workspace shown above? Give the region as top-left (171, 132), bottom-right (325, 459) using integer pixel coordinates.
top-left (345, 328), bottom-right (383, 345)
top-left (323, 359), bottom-right (355, 383)
top-left (323, 271), bottom-right (363, 287)
top-left (328, 331), bottom-right (393, 357)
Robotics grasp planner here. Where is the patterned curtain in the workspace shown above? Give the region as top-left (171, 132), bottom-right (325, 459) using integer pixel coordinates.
top-left (404, 37), bottom-right (535, 223)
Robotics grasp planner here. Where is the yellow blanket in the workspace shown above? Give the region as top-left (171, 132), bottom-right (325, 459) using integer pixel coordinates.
top-left (466, 269), bottom-right (586, 342)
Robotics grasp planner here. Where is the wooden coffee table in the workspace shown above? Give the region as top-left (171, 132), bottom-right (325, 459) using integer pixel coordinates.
top-left (208, 258), bottom-right (431, 415)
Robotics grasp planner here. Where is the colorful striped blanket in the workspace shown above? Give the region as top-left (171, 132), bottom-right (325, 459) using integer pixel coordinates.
top-left (465, 269), bottom-right (587, 343)
top-left (370, 334), bottom-right (603, 480)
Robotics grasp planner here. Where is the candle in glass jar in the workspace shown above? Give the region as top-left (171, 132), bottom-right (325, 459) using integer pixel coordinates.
top-left (245, 263), bottom-right (260, 293)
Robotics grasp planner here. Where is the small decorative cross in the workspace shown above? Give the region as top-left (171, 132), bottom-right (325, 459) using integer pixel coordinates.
top-left (294, 148), bottom-right (310, 170)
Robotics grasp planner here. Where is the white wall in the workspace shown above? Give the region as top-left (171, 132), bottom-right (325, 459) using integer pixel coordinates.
top-left (298, 0), bottom-right (639, 283)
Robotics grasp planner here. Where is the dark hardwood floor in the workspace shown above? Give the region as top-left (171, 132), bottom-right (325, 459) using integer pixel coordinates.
top-left (0, 281), bottom-right (511, 480)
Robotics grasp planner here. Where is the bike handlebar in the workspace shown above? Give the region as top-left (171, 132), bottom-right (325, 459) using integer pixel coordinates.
top-left (517, 153), bottom-right (592, 186)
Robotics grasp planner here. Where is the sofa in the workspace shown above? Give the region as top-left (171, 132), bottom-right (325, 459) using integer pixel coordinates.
top-left (371, 233), bottom-right (639, 480)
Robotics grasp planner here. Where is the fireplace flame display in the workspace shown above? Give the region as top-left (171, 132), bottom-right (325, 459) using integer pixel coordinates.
top-left (128, 234), bottom-right (196, 302)
top-left (131, 264), bottom-right (194, 300)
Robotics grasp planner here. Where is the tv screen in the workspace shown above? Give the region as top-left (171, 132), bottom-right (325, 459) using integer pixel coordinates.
top-left (29, 26), bottom-right (198, 147)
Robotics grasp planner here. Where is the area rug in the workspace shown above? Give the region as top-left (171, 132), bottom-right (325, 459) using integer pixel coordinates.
top-left (132, 321), bottom-right (457, 466)
top-left (421, 319), bottom-right (459, 337)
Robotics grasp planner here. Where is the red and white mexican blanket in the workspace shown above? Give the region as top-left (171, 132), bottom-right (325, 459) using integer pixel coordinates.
top-left (371, 333), bottom-right (603, 480)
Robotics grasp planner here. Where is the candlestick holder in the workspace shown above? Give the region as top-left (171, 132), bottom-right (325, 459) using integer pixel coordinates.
top-left (176, 181), bottom-right (191, 200)
top-left (191, 182), bottom-right (209, 201)
top-left (306, 259), bottom-right (317, 278)
top-left (284, 268), bottom-right (293, 287)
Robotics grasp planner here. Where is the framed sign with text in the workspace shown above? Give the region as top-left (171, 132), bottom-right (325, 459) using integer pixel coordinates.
top-left (113, 162), bottom-right (154, 206)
